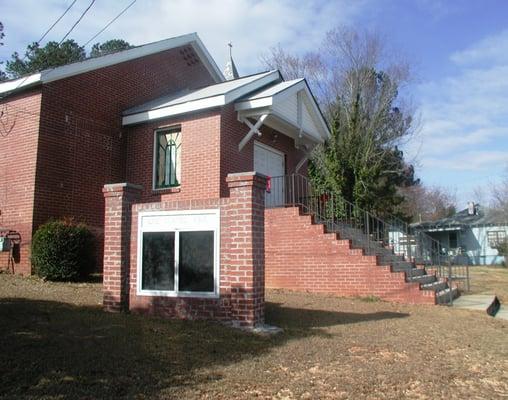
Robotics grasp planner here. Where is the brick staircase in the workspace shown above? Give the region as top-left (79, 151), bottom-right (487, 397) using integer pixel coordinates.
top-left (265, 207), bottom-right (458, 304)
top-left (264, 174), bottom-right (461, 305)
top-left (326, 217), bottom-right (459, 304)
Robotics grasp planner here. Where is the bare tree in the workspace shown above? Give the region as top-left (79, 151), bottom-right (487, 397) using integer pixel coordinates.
top-left (486, 165), bottom-right (508, 221)
top-left (261, 27), bottom-right (419, 216)
top-left (398, 185), bottom-right (457, 222)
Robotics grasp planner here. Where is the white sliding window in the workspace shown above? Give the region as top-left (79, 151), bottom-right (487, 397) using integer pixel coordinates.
top-left (137, 209), bottom-right (220, 298)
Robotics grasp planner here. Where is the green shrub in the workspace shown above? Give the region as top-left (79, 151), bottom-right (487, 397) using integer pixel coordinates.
top-left (495, 239), bottom-right (508, 268)
top-left (31, 220), bottom-right (95, 281)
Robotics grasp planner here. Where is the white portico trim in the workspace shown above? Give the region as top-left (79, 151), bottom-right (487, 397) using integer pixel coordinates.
top-left (121, 70), bottom-right (330, 157)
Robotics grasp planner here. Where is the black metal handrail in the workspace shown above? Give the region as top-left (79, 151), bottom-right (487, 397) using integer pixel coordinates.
top-left (266, 174), bottom-right (470, 299)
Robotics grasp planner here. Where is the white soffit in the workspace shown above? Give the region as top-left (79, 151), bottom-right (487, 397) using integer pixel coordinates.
top-left (122, 70), bottom-right (281, 126)
top-left (0, 33), bottom-right (224, 96)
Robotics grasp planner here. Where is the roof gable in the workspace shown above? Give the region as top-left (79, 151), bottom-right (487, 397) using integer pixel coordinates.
top-left (235, 79), bottom-right (330, 142)
top-left (0, 33), bottom-right (224, 96)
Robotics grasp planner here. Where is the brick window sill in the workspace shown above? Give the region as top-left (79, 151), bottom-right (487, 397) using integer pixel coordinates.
top-left (152, 187), bottom-right (181, 194)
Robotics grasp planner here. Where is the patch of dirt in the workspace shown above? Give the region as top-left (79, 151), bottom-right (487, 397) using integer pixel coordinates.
top-left (0, 273), bottom-right (507, 399)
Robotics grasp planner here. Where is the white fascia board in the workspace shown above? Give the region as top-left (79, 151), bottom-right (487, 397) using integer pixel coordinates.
top-left (270, 80), bottom-right (305, 103)
top-left (123, 95), bottom-right (225, 126)
top-left (224, 70), bottom-right (281, 104)
top-left (0, 73), bottom-right (42, 95)
top-left (234, 97), bottom-right (273, 111)
top-left (301, 83), bottom-right (330, 139)
top-left (191, 36), bottom-right (224, 83)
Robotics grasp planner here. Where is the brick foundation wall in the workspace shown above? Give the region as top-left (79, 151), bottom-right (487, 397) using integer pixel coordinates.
top-left (0, 89), bottom-right (42, 275)
top-left (103, 173), bottom-right (267, 327)
top-left (265, 207), bottom-right (436, 304)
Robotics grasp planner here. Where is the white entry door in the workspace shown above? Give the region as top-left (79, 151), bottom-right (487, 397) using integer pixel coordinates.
top-left (254, 141), bottom-right (285, 207)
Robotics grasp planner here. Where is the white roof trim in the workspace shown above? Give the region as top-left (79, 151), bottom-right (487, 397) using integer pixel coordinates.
top-left (122, 70), bottom-right (281, 126)
top-left (235, 79), bottom-right (330, 141)
top-left (0, 73), bottom-right (42, 94)
top-left (0, 33), bottom-right (224, 96)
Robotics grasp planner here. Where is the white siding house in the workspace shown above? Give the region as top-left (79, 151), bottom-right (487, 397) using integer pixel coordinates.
top-left (412, 204), bottom-right (507, 266)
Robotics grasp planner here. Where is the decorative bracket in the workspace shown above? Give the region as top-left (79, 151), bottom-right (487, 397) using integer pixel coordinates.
top-left (238, 114), bottom-right (268, 151)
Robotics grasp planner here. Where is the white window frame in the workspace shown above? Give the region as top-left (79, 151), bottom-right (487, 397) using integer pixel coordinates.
top-left (137, 209), bottom-right (220, 298)
top-left (487, 230), bottom-right (506, 248)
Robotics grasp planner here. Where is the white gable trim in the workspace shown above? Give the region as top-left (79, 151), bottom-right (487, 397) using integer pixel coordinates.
top-left (235, 79), bottom-right (330, 142)
top-left (0, 33), bottom-right (224, 96)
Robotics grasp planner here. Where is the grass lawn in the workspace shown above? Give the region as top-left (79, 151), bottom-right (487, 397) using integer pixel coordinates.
top-left (468, 265), bottom-right (508, 302)
top-left (1, 272), bottom-right (507, 399)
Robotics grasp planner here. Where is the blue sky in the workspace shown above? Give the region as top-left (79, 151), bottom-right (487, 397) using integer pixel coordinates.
top-left (1, 0), bottom-right (507, 208)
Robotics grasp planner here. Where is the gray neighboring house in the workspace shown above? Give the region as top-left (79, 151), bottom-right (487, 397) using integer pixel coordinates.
top-left (413, 203), bottom-right (507, 266)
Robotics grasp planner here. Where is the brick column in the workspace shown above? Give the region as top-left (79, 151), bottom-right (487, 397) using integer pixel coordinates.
top-left (102, 183), bottom-right (142, 312)
top-left (225, 172), bottom-right (267, 327)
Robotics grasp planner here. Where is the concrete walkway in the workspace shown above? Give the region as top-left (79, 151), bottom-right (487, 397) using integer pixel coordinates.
top-left (453, 294), bottom-right (507, 320)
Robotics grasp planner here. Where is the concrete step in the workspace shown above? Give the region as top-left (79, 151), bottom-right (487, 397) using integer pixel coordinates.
top-left (404, 268), bottom-right (426, 278)
top-left (407, 274), bottom-right (436, 285)
top-left (421, 280), bottom-right (447, 292)
top-left (391, 263), bottom-right (418, 272)
top-left (436, 287), bottom-right (460, 304)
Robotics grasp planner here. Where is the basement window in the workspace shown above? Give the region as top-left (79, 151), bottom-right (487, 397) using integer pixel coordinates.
top-left (154, 127), bottom-right (181, 189)
top-left (137, 209), bottom-right (219, 297)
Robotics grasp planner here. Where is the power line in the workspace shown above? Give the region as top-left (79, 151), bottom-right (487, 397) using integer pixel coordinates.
top-left (37, 0), bottom-right (78, 45)
top-left (84, 0), bottom-right (137, 47)
top-left (59, 0), bottom-right (96, 45)
top-left (0, 0), bottom-right (80, 99)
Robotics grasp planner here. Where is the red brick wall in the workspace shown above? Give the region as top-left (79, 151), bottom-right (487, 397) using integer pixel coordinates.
top-left (265, 207), bottom-right (436, 304)
top-left (104, 173), bottom-right (267, 327)
top-left (124, 110), bottom-right (222, 203)
top-left (31, 45), bottom-right (216, 270)
top-left (0, 89), bottom-right (42, 275)
top-left (219, 105), bottom-right (307, 197)
top-left (122, 104), bottom-right (307, 205)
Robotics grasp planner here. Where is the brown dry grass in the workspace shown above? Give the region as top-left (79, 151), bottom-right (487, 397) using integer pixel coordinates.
top-left (468, 265), bottom-right (508, 302)
top-left (0, 273), bottom-right (507, 399)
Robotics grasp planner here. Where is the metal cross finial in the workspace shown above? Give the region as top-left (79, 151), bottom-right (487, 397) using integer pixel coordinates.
top-left (228, 42), bottom-right (232, 57)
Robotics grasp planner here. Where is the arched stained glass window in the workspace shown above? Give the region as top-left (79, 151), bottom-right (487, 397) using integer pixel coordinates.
top-left (155, 127), bottom-right (181, 188)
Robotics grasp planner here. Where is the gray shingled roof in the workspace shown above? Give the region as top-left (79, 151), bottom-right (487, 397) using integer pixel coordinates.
top-left (413, 206), bottom-right (508, 230)
top-left (123, 71), bottom-right (275, 116)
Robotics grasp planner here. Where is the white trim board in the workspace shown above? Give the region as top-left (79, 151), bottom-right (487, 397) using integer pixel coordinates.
top-left (137, 209), bottom-right (221, 298)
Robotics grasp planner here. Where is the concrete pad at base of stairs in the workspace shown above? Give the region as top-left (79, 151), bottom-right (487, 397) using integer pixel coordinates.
top-left (453, 295), bottom-right (506, 320)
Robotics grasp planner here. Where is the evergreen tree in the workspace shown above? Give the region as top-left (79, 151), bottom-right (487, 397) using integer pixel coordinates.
top-left (90, 39), bottom-right (132, 58)
top-left (6, 40), bottom-right (86, 78)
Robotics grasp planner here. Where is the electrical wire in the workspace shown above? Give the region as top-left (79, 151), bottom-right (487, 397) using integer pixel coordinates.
top-left (37, 0), bottom-right (78, 45)
top-left (59, 0), bottom-right (96, 45)
top-left (84, 0), bottom-right (137, 47)
top-left (0, 0), bottom-right (82, 99)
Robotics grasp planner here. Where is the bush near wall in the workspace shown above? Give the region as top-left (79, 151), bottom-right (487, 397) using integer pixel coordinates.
top-left (495, 239), bottom-right (508, 267)
top-left (31, 220), bottom-right (95, 281)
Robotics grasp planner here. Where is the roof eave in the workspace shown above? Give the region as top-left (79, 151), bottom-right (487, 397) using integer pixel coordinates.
top-left (122, 94), bottom-right (226, 126)
top-left (0, 33), bottom-right (224, 97)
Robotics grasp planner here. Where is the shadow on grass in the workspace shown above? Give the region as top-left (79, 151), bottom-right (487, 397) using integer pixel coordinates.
top-left (0, 298), bottom-right (408, 399)
top-left (266, 302), bottom-right (409, 331)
